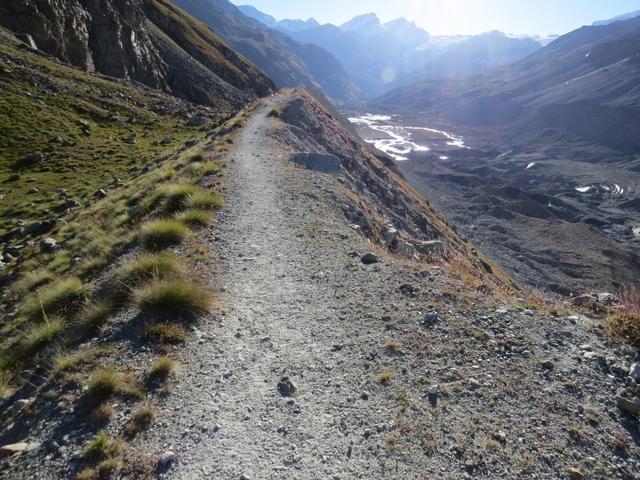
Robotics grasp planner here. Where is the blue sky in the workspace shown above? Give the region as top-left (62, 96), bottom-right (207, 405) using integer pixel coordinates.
top-left (230, 0), bottom-right (640, 35)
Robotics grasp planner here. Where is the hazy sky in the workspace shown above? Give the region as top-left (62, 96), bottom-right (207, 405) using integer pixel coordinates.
top-left (230, 0), bottom-right (640, 35)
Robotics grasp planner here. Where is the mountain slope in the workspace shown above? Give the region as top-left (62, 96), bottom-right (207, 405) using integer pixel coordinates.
top-left (373, 16), bottom-right (640, 150)
top-left (0, 0), bottom-right (274, 110)
top-left (172, 0), bottom-right (364, 105)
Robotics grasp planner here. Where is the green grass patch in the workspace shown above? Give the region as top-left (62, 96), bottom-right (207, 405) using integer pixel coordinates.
top-left (188, 191), bottom-right (223, 210)
top-left (147, 183), bottom-right (201, 214)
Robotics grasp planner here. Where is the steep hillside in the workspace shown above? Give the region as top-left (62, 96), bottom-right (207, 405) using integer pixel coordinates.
top-left (171, 0), bottom-right (364, 105)
top-left (0, 0), bottom-right (274, 109)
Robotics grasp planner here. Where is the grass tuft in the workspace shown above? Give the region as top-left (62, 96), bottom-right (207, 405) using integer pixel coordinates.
top-left (0, 371), bottom-right (14, 399)
top-left (82, 432), bottom-right (122, 463)
top-left (21, 277), bottom-right (88, 322)
top-left (143, 323), bottom-right (187, 344)
top-left (148, 183), bottom-right (200, 214)
top-left (149, 357), bottom-right (176, 379)
top-left (188, 191), bottom-right (223, 210)
top-left (608, 312), bottom-right (640, 347)
top-left (86, 368), bottom-right (122, 400)
top-left (138, 219), bottom-right (188, 251)
top-left (177, 208), bottom-right (212, 227)
top-left (92, 403), bottom-right (115, 424)
top-left (74, 302), bottom-right (113, 339)
top-left (19, 316), bottom-right (65, 355)
top-left (111, 253), bottom-right (183, 304)
top-left (124, 404), bottom-right (155, 437)
top-left (134, 279), bottom-right (212, 318)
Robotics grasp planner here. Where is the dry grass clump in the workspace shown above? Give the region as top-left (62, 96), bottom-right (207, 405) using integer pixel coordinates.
top-left (21, 277), bottom-right (88, 321)
top-left (19, 316), bottom-right (65, 356)
top-left (124, 404), bottom-right (155, 437)
top-left (378, 370), bottom-right (393, 385)
top-left (149, 357), bottom-right (176, 380)
top-left (177, 208), bottom-right (212, 227)
top-left (138, 219), bottom-right (188, 251)
top-left (143, 323), bottom-right (187, 344)
top-left (134, 279), bottom-right (212, 318)
top-left (608, 312), bottom-right (640, 347)
top-left (82, 431), bottom-right (123, 463)
top-left (384, 340), bottom-right (402, 353)
top-left (618, 286), bottom-right (640, 313)
top-left (608, 285), bottom-right (640, 346)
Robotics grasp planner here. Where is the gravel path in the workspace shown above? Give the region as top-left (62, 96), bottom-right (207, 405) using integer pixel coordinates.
top-left (151, 93), bottom-right (424, 479)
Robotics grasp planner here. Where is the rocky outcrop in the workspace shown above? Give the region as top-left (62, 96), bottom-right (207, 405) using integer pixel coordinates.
top-left (0, 0), bottom-right (274, 109)
top-left (0, 0), bottom-right (167, 88)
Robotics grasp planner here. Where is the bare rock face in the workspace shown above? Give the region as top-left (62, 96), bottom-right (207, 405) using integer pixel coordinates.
top-left (0, 0), bottom-right (167, 89)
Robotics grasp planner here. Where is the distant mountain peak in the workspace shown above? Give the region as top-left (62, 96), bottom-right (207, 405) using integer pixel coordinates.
top-left (593, 9), bottom-right (640, 26)
top-left (384, 17), bottom-right (416, 27)
top-left (340, 13), bottom-right (381, 33)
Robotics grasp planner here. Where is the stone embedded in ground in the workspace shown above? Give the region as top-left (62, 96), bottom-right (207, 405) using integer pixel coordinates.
top-left (394, 241), bottom-right (417, 260)
top-left (616, 396), bottom-right (640, 416)
top-left (187, 114), bottom-right (207, 127)
top-left (291, 152), bottom-right (342, 175)
top-left (360, 253), bottom-right (379, 265)
top-left (541, 360), bottom-right (555, 370)
top-left (158, 450), bottom-right (176, 466)
top-left (39, 237), bottom-right (59, 253)
top-left (628, 363), bottom-right (640, 381)
top-left (412, 239), bottom-right (445, 258)
top-left (277, 376), bottom-right (297, 396)
top-left (0, 442), bottom-right (28, 456)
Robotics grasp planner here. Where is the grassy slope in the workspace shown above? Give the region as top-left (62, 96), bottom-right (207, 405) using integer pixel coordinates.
top-left (0, 29), bottom-right (237, 378)
top-left (0, 33), bottom-right (203, 243)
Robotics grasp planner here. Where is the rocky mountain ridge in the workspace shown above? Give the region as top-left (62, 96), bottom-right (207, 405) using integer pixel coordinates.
top-left (0, 0), bottom-right (276, 111)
